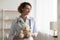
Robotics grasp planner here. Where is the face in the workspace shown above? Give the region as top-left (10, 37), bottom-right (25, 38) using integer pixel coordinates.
top-left (22, 5), bottom-right (31, 15)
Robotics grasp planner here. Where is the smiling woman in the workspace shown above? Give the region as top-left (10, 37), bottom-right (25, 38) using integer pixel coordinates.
top-left (0, 0), bottom-right (36, 40)
top-left (9, 2), bottom-right (38, 40)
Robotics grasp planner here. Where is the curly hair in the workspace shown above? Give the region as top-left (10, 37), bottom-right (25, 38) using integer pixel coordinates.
top-left (18, 2), bottom-right (32, 13)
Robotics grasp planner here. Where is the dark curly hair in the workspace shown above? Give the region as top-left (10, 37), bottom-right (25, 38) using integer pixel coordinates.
top-left (18, 2), bottom-right (32, 13)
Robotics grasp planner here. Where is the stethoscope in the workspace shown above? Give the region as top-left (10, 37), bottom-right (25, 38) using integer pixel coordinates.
top-left (16, 19), bottom-right (31, 29)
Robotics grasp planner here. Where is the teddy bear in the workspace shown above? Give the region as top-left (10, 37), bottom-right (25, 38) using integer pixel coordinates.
top-left (19, 23), bottom-right (31, 38)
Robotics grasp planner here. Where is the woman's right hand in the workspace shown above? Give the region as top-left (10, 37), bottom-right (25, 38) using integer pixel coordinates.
top-left (13, 36), bottom-right (20, 40)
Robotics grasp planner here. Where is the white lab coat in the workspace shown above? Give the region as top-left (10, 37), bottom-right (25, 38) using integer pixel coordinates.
top-left (9, 16), bottom-right (38, 40)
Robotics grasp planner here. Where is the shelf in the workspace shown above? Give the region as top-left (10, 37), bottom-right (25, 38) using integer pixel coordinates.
top-left (0, 27), bottom-right (11, 31)
top-left (3, 19), bottom-right (14, 22)
top-left (4, 29), bottom-right (10, 31)
top-left (0, 19), bottom-right (13, 21)
top-left (0, 9), bottom-right (20, 32)
top-left (3, 9), bottom-right (18, 12)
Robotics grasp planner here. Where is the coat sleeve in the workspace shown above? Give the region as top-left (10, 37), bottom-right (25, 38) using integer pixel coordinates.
top-left (32, 18), bottom-right (38, 37)
top-left (9, 19), bottom-right (17, 40)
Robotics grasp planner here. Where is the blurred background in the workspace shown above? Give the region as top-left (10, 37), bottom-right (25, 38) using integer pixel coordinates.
top-left (0, 0), bottom-right (60, 40)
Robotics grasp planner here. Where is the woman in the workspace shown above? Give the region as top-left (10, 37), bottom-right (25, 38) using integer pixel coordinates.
top-left (9, 2), bottom-right (38, 40)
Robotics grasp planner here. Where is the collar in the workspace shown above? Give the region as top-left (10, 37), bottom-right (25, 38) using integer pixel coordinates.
top-left (17, 15), bottom-right (31, 23)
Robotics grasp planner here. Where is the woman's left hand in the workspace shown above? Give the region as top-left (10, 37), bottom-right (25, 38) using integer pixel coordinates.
top-left (23, 30), bottom-right (31, 37)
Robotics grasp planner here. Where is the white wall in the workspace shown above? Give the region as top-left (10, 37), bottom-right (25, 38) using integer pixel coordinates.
top-left (36, 0), bottom-right (57, 34)
top-left (0, 0), bottom-right (22, 10)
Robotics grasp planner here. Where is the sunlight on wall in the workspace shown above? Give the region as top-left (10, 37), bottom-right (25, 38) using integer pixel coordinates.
top-left (36, 0), bottom-right (57, 35)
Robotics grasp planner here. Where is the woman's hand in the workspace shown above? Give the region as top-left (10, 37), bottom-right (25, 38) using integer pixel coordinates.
top-left (31, 32), bottom-right (36, 37)
top-left (23, 30), bottom-right (31, 38)
top-left (31, 32), bottom-right (38, 38)
top-left (13, 36), bottom-right (20, 40)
